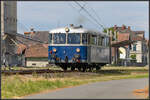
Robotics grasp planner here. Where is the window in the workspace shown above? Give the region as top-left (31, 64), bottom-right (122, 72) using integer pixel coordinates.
top-left (101, 37), bottom-right (105, 46)
top-left (107, 37), bottom-right (110, 46)
top-left (53, 33), bottom-right (66, 44)
top-left (133, 44), bottom-right (136, 51)
top-left (90, 35), bottom-right (97, 45)
top-left (48, 34), bottom-right (52, 44)
top-left (105, 37), bottom-right (109, 47)
top-left (98, 36), bottom-right (102, 46)
top-left (104, 38), bottom-right (107, 46)
top-left (82, 33), bottom-right (88, 44)
top-left (32, 63), bottom-right (36, 65)
top-left (68, 33), bottom-right (81, 44)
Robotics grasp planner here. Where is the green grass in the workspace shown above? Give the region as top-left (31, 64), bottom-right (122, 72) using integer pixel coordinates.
top-left (1, 75), bottom-right (81, 99)
top-left (1, 66), bottom-right (149, 99)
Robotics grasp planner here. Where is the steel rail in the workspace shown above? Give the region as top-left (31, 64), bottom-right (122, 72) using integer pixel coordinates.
top-left (1, 69), bottom-right (78, 75)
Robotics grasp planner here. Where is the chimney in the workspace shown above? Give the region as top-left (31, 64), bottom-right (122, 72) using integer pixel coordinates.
top-left (128, 26), bottom-right (131, 30)
top-left (30, 28), bottom-right (34, 31)
top-left (122, 25), bottom-right (126, 30)
top-left (30, 28), bottom-right (35, 35)
top-left (114, 25), bottom-right (117, 30)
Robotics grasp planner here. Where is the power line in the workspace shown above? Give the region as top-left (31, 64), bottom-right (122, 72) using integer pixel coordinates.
top-left (74, 1), bottom-right (105, 30)
top-left (84, 2), bottom-right (106, 28)
top-left (68, 3), bottom-right (100, 29)
top-left (18, 21), bottom-right (29, 31)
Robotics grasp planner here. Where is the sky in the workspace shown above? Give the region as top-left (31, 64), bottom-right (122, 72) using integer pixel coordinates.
top-left (17, 1), bottom-right (149, 39)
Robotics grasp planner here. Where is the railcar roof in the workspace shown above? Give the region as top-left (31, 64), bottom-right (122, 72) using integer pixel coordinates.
top-left (49, 27), bottom-right (109, 37)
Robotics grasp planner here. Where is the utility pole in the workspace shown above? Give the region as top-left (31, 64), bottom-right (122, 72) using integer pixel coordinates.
top-left (1, 1), bottom-right (17, 67)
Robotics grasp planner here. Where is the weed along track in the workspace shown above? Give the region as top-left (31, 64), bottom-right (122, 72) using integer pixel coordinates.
top-left (1, 66), bottom-right (149, 76)
top-left (1, 69), bottom-right (79, 75)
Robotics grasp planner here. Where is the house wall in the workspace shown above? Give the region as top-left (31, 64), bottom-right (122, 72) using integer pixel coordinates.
top-left (130, 41), bottom-right (148, 63)
top-left (26, 61), bottom-right (49, 67)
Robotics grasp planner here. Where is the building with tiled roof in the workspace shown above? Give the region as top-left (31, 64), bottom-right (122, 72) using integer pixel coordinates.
top-left (24, 30), bottom-right (49, 44)
top-left (25, 44), bottom-right (48, 58)
top-left (111, 25), bottom-right (148, 66)
top-left (15, 30), bottom-right (49, 67)
top-left (25, 44), bottom-right (49, 67)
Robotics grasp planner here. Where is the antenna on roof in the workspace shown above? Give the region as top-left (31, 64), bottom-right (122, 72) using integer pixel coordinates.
top-left (70, 24), bottom-right (74, 27)
top-left (79, 25), bottom-right (83, 28)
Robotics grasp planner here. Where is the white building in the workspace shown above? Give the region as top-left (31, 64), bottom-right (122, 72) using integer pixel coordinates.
top-left (112, 25), bottom-right (148, 66)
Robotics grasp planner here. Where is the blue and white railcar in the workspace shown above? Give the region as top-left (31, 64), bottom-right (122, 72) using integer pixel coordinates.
top-left (48, 24), bottom-right (111, 71)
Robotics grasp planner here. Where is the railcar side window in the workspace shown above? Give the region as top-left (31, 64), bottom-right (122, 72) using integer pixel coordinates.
top-left (103, 37), bottom-right (109, 47)
top-left (90, 35), bottom-right (97, 45)
top-left (106, 37), bottom-right (110, 46)
top-left (98, 36), bottom-right (102, 46)
top-left (102, 37), bottom-right (105, 46)
top-left (53, 33), bottom-right (66, 44)
top-left (68, 33), bottom-right (80, 44)
top-left (48, 34), bottom-right (52, 44)
top-left (104, 37), bottom-right (107, 46)
top-left (82, 33), bottom-right (87, 44)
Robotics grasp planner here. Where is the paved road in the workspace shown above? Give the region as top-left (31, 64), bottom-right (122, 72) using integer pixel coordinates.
top-left (23, 78), bottom-right (148, 99)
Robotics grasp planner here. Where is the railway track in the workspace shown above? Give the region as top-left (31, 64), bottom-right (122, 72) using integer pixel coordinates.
top-left (1, 69), bottom-right (78, 75)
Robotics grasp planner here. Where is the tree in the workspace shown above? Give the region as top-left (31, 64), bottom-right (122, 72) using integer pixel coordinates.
top-left (130, 54), bottom-right (136, 59)
top-left (103, 27), bottom-right (117, 41)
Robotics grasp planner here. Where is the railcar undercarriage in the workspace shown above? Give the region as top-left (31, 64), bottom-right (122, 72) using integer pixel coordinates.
top-left (54, 63), bottom-right (106, 72)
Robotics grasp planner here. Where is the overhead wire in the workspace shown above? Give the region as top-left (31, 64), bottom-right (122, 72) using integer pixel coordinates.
top-left (68, 3), bottom-right (101, 29)
top-left (74, 1), bottom-right (105, 30)
top-left (18, 21), bottom-right (29, 31)
top-left (84, 1), bottom-right (106, 28)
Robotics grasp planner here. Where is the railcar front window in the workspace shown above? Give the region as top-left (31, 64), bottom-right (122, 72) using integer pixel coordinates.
top-left (54, 33), bottom-right (66, 44)
top-left (82, 34), bottom-right (87, 44)
top-left (49, 34), bottom-right (52, 44)
top-left (68, 33), bottom-right (80, 44)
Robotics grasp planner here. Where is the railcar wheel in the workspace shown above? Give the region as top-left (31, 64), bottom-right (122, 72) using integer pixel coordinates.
top-left (61, 66), bottom-right (67, 71)
top-left (71, 66), bottom-right (75, 71)
top-left (81, 66), bottom-right (87, 72)
top-left (63, 66), bottom-right (67, 71)
top-left (96, 65), bottom-right (101, 71)
top-left (78, 67), bottom-right (81, 71)
top-left (88, 67), bottom-right (93, 72)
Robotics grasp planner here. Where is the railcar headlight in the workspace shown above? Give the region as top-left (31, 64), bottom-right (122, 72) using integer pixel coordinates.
top-left (65, 27), bottom-right (70, 32)
top-left (53, 48), bottom-right (57, 52)
top-left (76, 48), bottom-right (80, 52)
